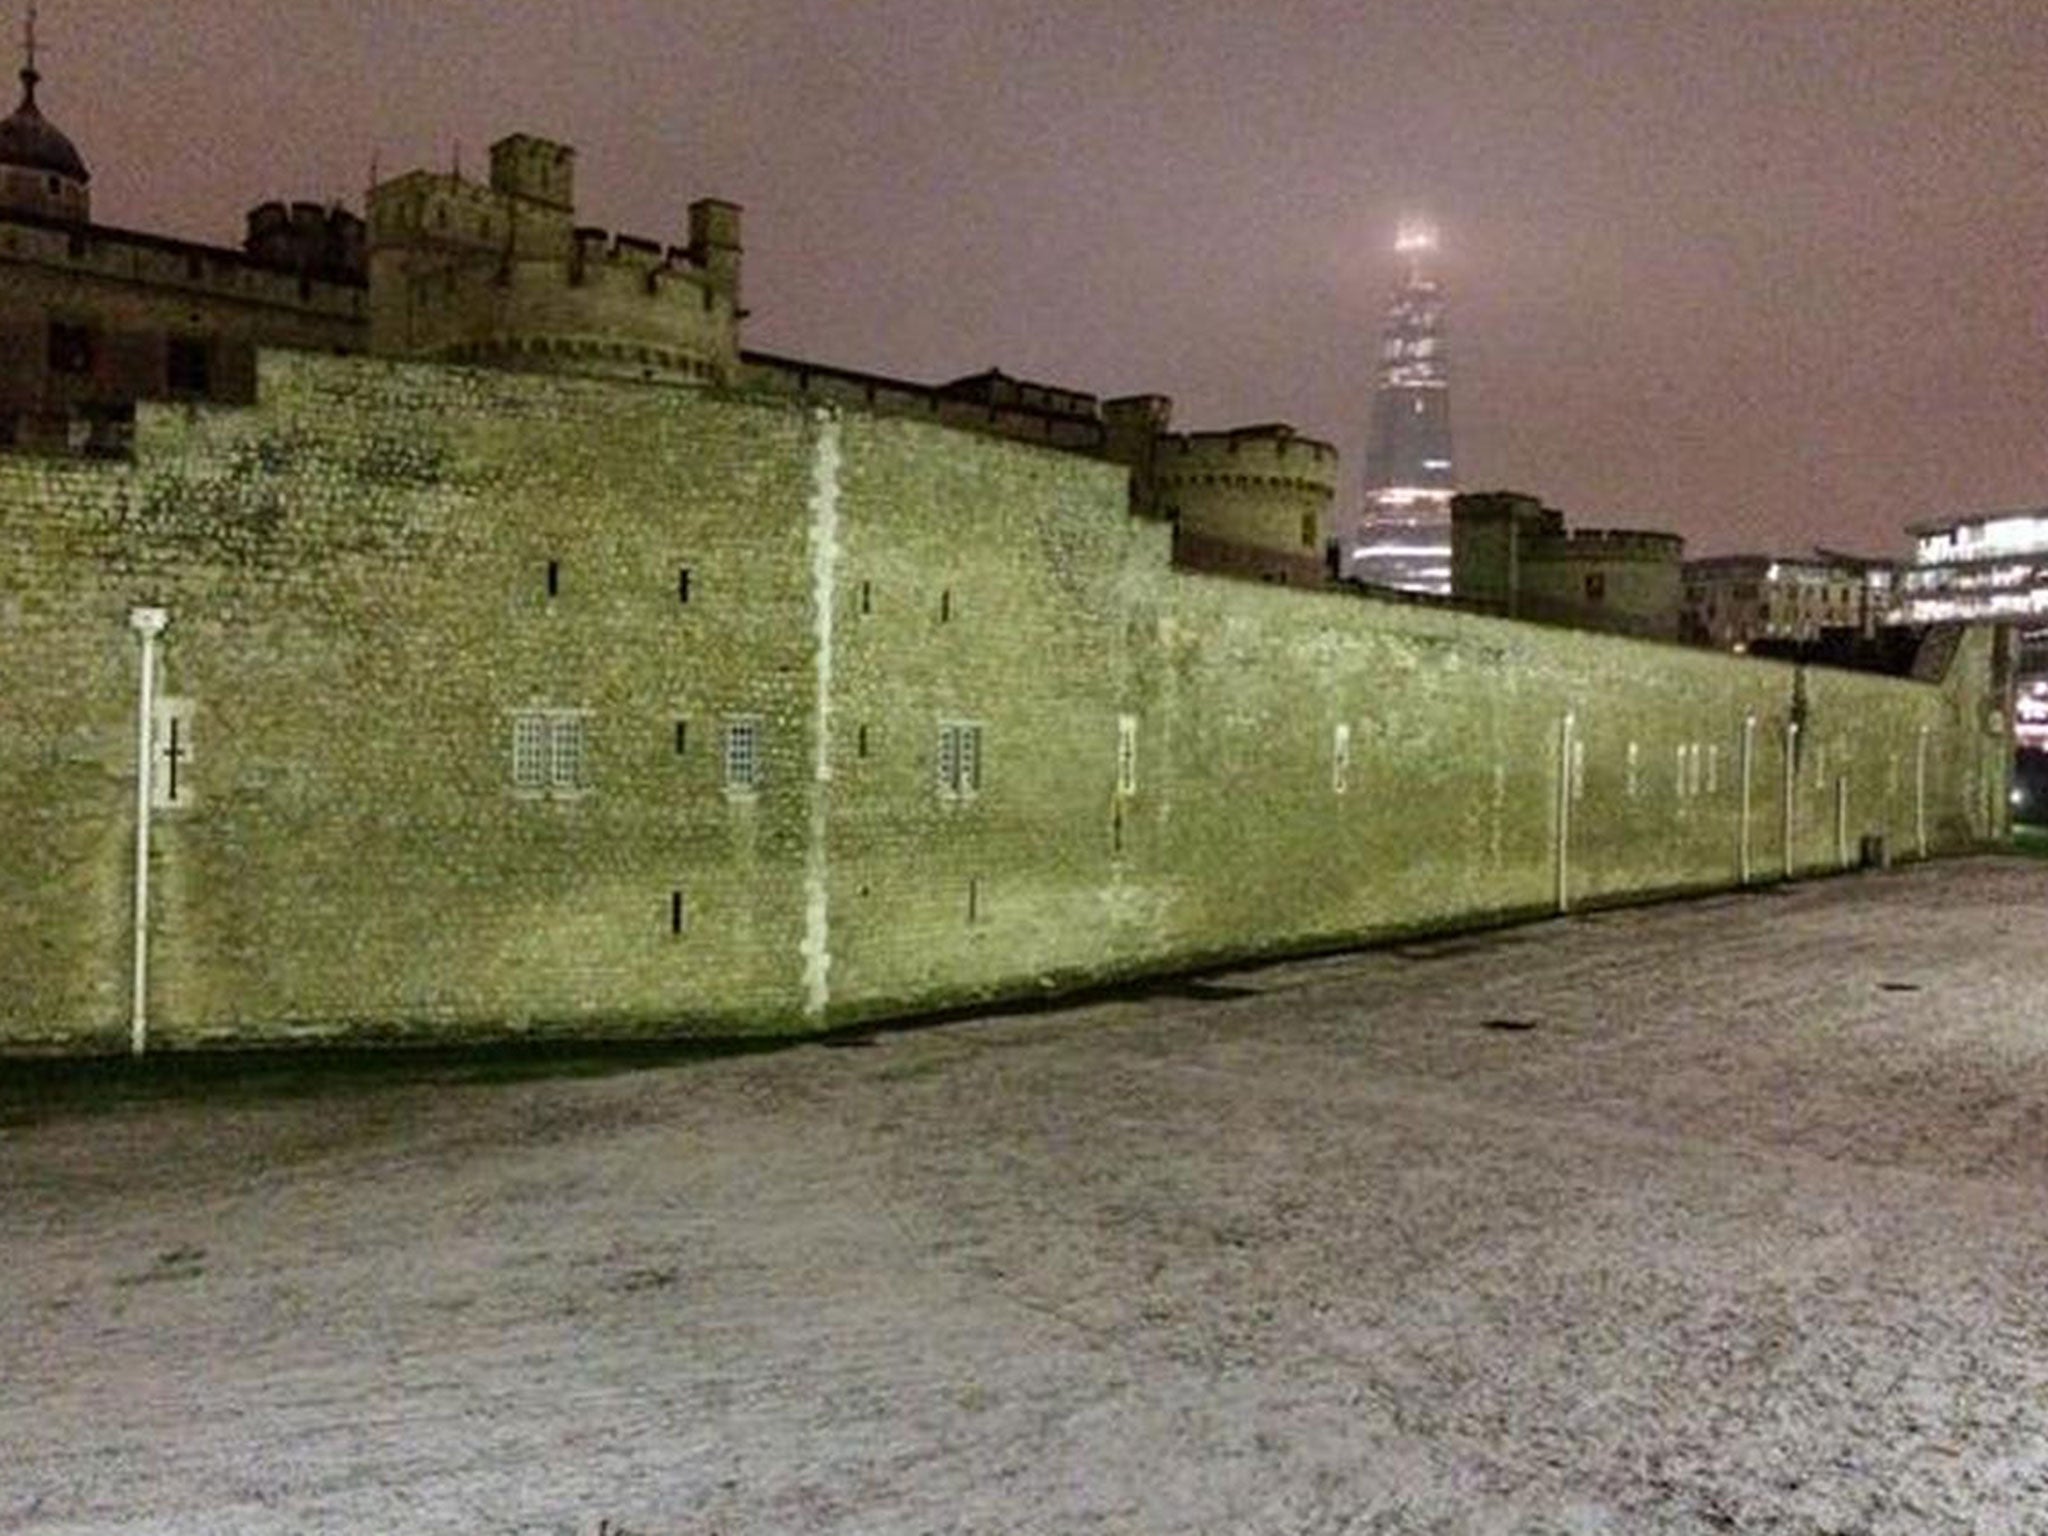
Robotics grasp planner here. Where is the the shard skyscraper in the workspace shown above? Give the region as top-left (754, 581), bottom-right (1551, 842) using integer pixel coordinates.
top-left (1345, 218), bottom-right (1456, 593)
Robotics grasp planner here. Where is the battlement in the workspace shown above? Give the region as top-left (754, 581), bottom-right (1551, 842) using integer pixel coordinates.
top-left (383, 257), bottom-right (740, 384)
top-left (1102, 394), bottom-right (1173, 434)
top-left (245, 200), bottom-right (365, 283)
top-left (937, 369), bottom-right (1097, 420)
top-left (1533, 527), bottom-right (1687, 563)
top-left (1155, 424), bottom-right (1340, 491)
top-left (740, 351), bottom-right (1107, 449)
top-left (568, 227), bottom-right (704, 284)
top-left (1150, 423), bottom-right (1339, 586)
top-left (1451, 489), bottom-right (1684, 637)
top-left (367, 135), bottom-right (743, 381)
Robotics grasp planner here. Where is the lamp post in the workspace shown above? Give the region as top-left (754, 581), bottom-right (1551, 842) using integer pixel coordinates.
top-left (128, 606), bottom-right (168, 1057)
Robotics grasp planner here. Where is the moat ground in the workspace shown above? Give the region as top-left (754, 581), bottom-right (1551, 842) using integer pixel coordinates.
top-left (6, 859), bottom-right (2048, 1536)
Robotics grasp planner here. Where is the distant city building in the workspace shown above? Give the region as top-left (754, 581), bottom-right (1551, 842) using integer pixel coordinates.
top-left (1897, 506), bottom-right (2048, 624)
top-left (2017, 678), bottom-right (2048, 753)
top-left (1682, 553), bottom-right (1896, 650)
top-left (1344, 218), bottom-right (1455, 593)
top-left (1899, 508), bottom-right (2048, 756)
top-left (1451, 490), bottom-right (1685, 640)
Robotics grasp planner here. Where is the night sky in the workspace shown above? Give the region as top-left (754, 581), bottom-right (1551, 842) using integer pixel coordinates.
top-left (29, 0), bottom-right (2048, 557)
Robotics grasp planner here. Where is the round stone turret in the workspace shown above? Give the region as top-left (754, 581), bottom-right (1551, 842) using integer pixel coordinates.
top-left (1155, 423), bottom-right (1340, 588)
top-left (0, 58), bottom-right (89, 221)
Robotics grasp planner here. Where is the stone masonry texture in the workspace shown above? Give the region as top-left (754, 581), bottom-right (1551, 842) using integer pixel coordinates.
top-left (0, 350), bottom-right (2011, 1052)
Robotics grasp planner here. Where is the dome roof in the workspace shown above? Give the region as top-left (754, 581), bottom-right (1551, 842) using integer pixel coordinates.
top-left (0, 69), bottom-right (88, 183)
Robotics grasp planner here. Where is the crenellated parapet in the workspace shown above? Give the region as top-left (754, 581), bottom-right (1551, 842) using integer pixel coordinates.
top-left (744, 356), bottom-right (1107, 449)
top-left (1451, 490), bottom-right (1685, 638)
top-left (1529, 527), bottom-right (1686, 564)
top-left (245, 200), bottom-right (365, 284)
top-left (1153, 424), bottom-right (1339, 494)
top-left (1146, 422), bottom-right (1340, 587)
top-left (367, 134), bottom-right (743, 384)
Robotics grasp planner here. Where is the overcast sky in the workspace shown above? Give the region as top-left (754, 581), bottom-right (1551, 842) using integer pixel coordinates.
top-left (27, 0), bottom-right (2048, 556)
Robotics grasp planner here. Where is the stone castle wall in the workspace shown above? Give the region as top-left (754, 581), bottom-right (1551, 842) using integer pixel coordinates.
top-left (0, 351), bottom-right (2010, 1052)
top-left (1453, 491), bottom-right (1687, 639)
top-left (1516, 533), bottom-right (1686, 641)
top-left (737, 354), bottom-right (1108, 452)
top-left (1153, 428), bottom-right (1336, 586)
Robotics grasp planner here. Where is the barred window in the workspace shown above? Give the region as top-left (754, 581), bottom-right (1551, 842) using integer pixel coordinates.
top-left (551, 713), bottom-right (587, 790)
top-left (957, 724), bottom-right (980, 793)
top-left (513, 714), bottom-right (549, 789)
top-left (511, 709), bottom-right (590, 795)
top-left (1117, 713), bottom-right (1138, 796)
top-left (724, 718), bottom-right (760, 791)
top-left (938, 720), bottom-right (983, 797)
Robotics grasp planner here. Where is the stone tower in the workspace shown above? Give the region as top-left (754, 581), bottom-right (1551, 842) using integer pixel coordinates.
top-left (1345, 218), bottom-right (1456, 593)
top-left (366, 132), bottom-right (743, 384)
top-left (0, 5), bottom-right (89, 222)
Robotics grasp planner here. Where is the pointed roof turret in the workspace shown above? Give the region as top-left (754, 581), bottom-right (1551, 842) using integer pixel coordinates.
top-left (0, 4), bottom-right (89, 186)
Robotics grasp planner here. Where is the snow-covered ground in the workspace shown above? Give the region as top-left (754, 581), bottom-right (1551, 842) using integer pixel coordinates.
top-left (6, 857), bottom-right (2048, 1535)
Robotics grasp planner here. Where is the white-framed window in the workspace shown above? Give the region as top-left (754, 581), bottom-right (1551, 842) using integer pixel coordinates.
top-left (1117, 713), bottom-right (1139, 796)
top-left (1625, 740), bottom-right (1640, 800)
top-left (938, 720), bottom-right (983, 798)
top-left (1705, 743), bottom-right (1720, 796)
top-left (724, 717), bottom-right (761, 792)
top-left (552, 713), bottom-right (587, 788)
top-left (510, 707), bottom-right (591, 796)
top-left (1332, 722), bottom-right (1352, 794)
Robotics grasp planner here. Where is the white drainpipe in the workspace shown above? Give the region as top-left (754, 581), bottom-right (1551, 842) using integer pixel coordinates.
top-left (1836, 772), bottom-right (1851, 868)
top-left (1555, 711), bottom-right (1574, 914)
top-left (128, 607), bottom-right (168, 1057)
top-left (1738, 712), bottom-right (1756, 885)
top-left (1915, 724), bottom-right (1929, 858)
top-left (1782, 720), bottom-right (1799, 878)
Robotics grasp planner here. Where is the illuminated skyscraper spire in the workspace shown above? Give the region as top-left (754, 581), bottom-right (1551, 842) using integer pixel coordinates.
top-left (1346, 216), bottom-right (1456, 592)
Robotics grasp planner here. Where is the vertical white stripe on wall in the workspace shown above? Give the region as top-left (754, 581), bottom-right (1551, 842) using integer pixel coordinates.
top-left (801, 410), bottom-right (842, 1020)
